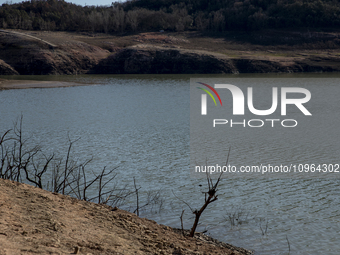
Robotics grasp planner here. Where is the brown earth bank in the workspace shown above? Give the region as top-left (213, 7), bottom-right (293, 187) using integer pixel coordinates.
top-left (0, 78), bottom-right (83, 90)
top-left (0, 178), bottom-right (253, 255)
top-left (0, 60), bottom-right (19, 75)
top-left (1, 29), bottom-right (340, 75)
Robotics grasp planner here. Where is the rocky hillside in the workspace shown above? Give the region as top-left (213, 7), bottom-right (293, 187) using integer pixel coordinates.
top-left (0, 30), bottom-right (109, 75)
top-left (91, 45), bottom-right (300, 74)
top-left (0, 59), bottom-right (19, 75)
top-left (0, 178), bottom-right (252, 255)
top-left (2, 29), bottom-right (340, 75)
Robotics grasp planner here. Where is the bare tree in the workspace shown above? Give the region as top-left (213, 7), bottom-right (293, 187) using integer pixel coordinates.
top-left (0, 117), bottom-right (133, 209)
top-left (173, 148), bottom-right (231, 237)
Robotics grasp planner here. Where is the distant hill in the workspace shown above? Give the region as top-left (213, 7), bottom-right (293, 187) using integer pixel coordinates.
top-left (1, 0), bottom-right (340, 33)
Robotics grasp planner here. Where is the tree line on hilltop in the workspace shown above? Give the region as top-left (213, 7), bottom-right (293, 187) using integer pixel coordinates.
top-left (1, 0), bottom-right (340, 33)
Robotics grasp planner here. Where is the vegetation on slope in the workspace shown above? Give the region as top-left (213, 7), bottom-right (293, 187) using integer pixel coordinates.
top-left (1, 0), bottom-right (340, 33)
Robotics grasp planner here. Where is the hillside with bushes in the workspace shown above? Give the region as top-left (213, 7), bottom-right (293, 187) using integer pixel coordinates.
top-left (1, 0), bottom-right (340, 33)
top-left (2, 0), bottom-right (340, 75)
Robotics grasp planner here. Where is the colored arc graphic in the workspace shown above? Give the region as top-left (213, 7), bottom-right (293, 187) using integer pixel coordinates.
top-left (197, 87), bottom-right (217, 105)
top-left (197, 82), bottom-right (223, 106)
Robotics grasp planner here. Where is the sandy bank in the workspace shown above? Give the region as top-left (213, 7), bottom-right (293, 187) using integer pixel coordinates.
top-left (0, 178), bottom-right (252, 255)
top-left (0, 79), bottom-right (83, 90)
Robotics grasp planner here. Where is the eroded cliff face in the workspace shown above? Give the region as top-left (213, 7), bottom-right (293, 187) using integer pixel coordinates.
top-left (0, 33), bottom-right (109, 75)
top-left (90, 46), bottom-right (237, 74)
top-left (0, 59), bottom-right (19, 75)
top-left (91, 45), bottom-right (340, 74)
top-left (2, 30), bottom-right (340, 75)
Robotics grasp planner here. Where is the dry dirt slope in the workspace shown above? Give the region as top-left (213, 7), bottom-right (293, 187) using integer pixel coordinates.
top-left (2, 29), bottom-right (340, 75)
top-left (0, 179), bottom-right (252, 255)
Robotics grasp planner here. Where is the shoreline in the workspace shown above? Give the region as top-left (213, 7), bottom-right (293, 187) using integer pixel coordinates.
top-left (0, 178), bottom-right (252, 254)
top-left (0, 79), bottom-right (84, 90)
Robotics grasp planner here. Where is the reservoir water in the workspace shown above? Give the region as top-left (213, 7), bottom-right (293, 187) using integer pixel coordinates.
top-left (0, 74), bottom-right (339, 255)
